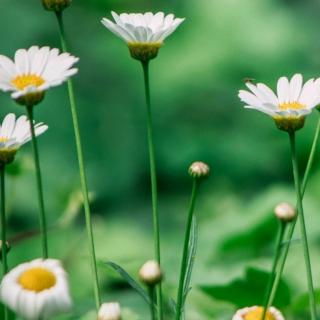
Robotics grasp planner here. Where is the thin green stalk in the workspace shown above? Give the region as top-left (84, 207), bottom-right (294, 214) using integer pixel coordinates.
top-left (55, 10), bottom-right (101, 310)
top-left (149, 286), bottom-right (156, 320)
top-left (26, 106), bottom-right (48, 259)
top-left (141, 60), bottom-right (163, 320)
top-left (268, 117), bottom-right (320, 306)
top-left (289, 132), bottom-right (317, 320)
top-left (0, 165), bottom-right (8, 320)
top-left (175, 179), bottom-right (199, 320)
top-left (261, 221), bottom-right (286, 320)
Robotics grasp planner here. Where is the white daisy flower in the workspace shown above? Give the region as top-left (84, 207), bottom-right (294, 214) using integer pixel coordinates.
top-left (0, 113), bottom-right (48, 165)
top-left (101, 12), bottom-right (185, 61)
top-left (0, 46), bottom-right (79, 106)
top-left (0, 258), bottom-right (72, 320)
top-left (232, 306), bottom-right (285, 320)
top-left (98, 302), bottom-right (121, 320)
top-left (238, 74), bottom-right (320, 131)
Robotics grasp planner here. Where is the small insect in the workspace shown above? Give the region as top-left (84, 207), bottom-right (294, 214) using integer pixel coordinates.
top-left (243, 77), bottom-right (255, 84)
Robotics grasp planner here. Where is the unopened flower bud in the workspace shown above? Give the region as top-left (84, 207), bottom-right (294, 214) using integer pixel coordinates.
top-left (189, 161), bottom-right (210, 179)
top-left (42, 0), bottom-right (71, 12)
top-left (0, 240), bottom-right (11, 259)
top-left (98, 302), bottom-right (121, 320)
top-left (139, 260), bottom-right (162, 286)
top-left (274, 202), bottom-right (296, 222)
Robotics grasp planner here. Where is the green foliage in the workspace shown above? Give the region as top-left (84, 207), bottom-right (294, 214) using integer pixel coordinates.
top-left (201, 267), bottom-right (291, 308)
top-left (103, 261), bottom-right (151, 306)
top-left (0, 0), bottom-right (320, 319)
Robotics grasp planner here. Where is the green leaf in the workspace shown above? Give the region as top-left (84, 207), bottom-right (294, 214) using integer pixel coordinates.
top-left (290, 289), bottom-right (320, 314)
top-left (183, 215), bottom-right (198, 302)
top-left (102, 261), bottom-right (151, 306)
top-left (200, 267), bottom-right (291, 308)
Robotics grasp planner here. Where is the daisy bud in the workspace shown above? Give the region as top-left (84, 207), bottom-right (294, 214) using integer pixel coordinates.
top-left (189, 161), bottom-right (210, 179)
top-left (274, 202), bottom-right (296, 222)
top-left (42, 0), bottom-right (72, 12)
top-left (0, 240), bottom-right (11, 259)
top-left (232, 306), bottom-right (285, 320)
top-left (98, 302), bottom-right (121, 320)
top-left (139, 260), bottom-right (162, 286)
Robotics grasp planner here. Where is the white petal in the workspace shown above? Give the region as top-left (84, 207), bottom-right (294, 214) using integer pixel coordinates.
top-left (14, 49), bottom-right (29, 75)
top-left (1, 114), bottom-right (16, 139)
top-left (289, 73), bottom-right (303, 102)
top-left (277, 77), bottom-right (290, 104)
top-left (238, 90), bottom-right (263, 108)
top-left (256, 83), bottom-right (278, 106)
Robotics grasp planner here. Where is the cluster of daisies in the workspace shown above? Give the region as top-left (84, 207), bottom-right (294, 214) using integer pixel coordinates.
top-left (0, 3), bottom-right (314, 320)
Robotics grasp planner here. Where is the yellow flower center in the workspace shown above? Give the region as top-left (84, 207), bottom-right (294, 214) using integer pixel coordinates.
top-left (18, 267), bottom-right (56, 292)
top-left (11, 75), bottom-right (45, 91)
top-left (244, 307), bottom-right (276, 320)
top-left (279, 102), bottom-right (304, 111)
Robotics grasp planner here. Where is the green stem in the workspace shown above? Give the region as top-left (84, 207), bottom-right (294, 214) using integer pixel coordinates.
top-left (55, 11), bottom-right (101, 310)
top-left (268, 117), bottom-right (320, 307)
top-left (149, 286), bottom-right (156, 320)
top-left (0, 165), bottom-right (8, 320)
top-left (26, 106), bottom-right (48, 259)
top-left (141, 60), bottom-right (163, 320)
top-left (288, 132), bottom-right (317, 320)
top-left (261, 221), bottom-right (286, 320)
top-left (175, 179), bottom-right (199, 320)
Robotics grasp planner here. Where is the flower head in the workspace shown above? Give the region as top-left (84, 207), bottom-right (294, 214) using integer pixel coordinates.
top-left (42, 0), bottom-right (72, 12)
top-left (0, 46), bottom-right (79, 106)
top-left (139, 260), bottom-right (162, 286)
top-left (232, 306), bottom-right (285, 320)
top-left (189, 161), bottom-right (210, 179)
top-left (101, 12), bottom-right (185, 62)
top-left (0, 258), bottom-right (72, 320)
top-left (98, 302), bottom-right (121, 320)
top-left (274, 202), bottom-right (296, 222)
top-left (238, 74), bottom-right (320, 132)
top-left (0, 113), bottom-right (47, 165)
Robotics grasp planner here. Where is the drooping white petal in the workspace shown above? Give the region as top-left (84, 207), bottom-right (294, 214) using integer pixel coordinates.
top-left (101, 18), bottom-right (135, 42)
top-left (102, 12), bottom-right (185, 44)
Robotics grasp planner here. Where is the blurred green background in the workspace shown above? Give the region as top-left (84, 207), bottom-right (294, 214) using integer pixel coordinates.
top-left (1, 0), bottom-right (320, 319)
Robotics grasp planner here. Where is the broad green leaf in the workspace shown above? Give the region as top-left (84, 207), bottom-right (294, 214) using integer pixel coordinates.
top-left (201, 267), bottom-right (291, 308)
